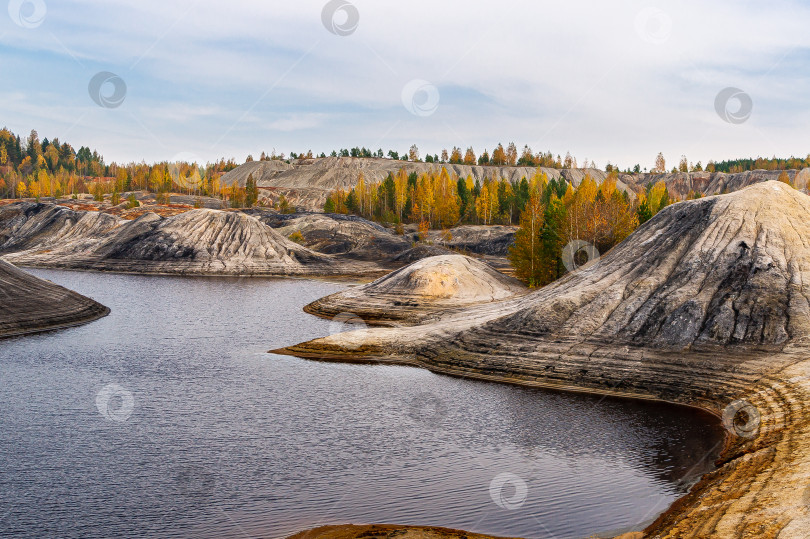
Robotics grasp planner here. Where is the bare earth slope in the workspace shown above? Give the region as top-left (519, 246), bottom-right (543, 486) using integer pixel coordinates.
top-left (277, 181), bottom-right (810, 538)
top-left (0, 202), bottom-right (382, 277)
top-left (620, 168), bottom-right (810, 201)
top-left (220, 157), bottom-right (615, 211)
top-left (428, 225), bottom-right (518, 256)
top-left (220, 156), bottom-right (809, 213)
top-left (304, 254), bottom-right (527, 325)
top-left (271, 213), bottom-right (411, 260)
top-left (0, 259), bottom-right (109, 338)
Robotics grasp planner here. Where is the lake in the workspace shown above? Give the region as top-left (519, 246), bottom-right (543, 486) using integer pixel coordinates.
top-left (0, 270), bottom-right (725, 539)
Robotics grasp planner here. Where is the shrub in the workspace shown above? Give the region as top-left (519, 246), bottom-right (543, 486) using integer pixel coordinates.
top-left (288, 231), bottom-right (305, 244)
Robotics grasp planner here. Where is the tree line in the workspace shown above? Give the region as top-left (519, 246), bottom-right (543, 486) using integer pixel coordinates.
top-left (250, 143), bottom-right (590, 169)
top-left (0, 127), bottom-right (247, 203)
top-left (325, 167), bottom-right (674, 284)
top-left (3, 124), bottom-right (806, 209)
top-left (508, 174), bottom-right (674, 286)
top-left (324, 168), bottom-right (552, 228)
top-left (709, 156), bottom-right (810, 173)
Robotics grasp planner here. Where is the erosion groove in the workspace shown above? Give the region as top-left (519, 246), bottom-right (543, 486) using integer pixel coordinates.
top-left (0, 259), bottom-right (109, 338)
top-left (276, 182), bottom-right (810, 538)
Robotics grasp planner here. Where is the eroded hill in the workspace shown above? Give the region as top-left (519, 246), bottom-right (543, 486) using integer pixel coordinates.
top-left (0, 259), bottom-right (109, 338)
top-left (276, 181), bottom-right (810, 538)
top-left (304, 254), bottom-right (527, 325)
top-left (0, 203), bottom-right (377, 276)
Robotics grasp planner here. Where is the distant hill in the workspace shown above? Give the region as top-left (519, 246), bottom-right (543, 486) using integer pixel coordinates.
top-left (219, 157), bottom-right (617, 211)
top-left (220, 156), bottom-right (810, 212)
top-left (619, 167), bottom-right (810, 200)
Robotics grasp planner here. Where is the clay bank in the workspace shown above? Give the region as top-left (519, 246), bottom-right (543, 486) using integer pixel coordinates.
top-left (0, 259), bottom-right (108, 338)
top-left (0, 201), bottom-right (515, 279)
top-left (277, 181), bottom-right (810, 538)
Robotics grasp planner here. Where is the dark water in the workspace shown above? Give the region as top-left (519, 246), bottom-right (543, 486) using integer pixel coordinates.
top-left (0, 270), bottom-right (725, 539)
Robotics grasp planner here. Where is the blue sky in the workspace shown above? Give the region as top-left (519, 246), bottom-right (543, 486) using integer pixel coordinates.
top-left (1, 0), bottom-right (809, 170)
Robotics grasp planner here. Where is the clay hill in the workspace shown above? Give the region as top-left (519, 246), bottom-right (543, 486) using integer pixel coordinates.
top-left (220, 156), bottom-right (810, 213)
top-left (0, 259), bottom-right (109, 338)
top-left (0, 202), bottom-right (478, 277)
top-left (622, 167), bottom-right (810, 202)
top-left (248, 211), bottom-right (412, 259)
top-left (276, 181), bottom-right (810, 538)
top-left (304, 254), bottom-right (527, 325)
top-left (0, 202), bottom-right (377, 276)
top-left (219, 157), bottom-right (618, 211)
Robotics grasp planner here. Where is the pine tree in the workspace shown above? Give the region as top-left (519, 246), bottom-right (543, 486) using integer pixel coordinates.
top-left (538, 195), bottom-right (566, 285)
top-left (26, 129), bottom-right (42, 164)
top-left (508, 191), bottom-right (544, 286)
top-left (637, 199), bottom-right (653, 225)
top-left (245, 173), bottom-right (259, 207)
top-left (345, 191), bottom-right (358, 214)
top-left (516, 177), bottom-right (530, 212)
top-left (457, 177), bottom-right (469, 218)
top-left (324, 196), bottom-right (336, 213)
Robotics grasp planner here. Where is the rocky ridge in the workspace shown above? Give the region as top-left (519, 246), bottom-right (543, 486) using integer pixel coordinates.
top-left (0, 202), bottom-right (518, 278)
top-left (270, 213), bottom-right (412, 260)
top-left (427, 225), bottom-right (517, 256)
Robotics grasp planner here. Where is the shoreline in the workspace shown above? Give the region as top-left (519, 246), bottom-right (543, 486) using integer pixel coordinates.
top-left (286, 523), bottom-right (525, 539)
top-left (272, 344), bottom-right (810, 538)
top-left (0, 260), bottom-right (112, 340)
top-left (0, 305), bottom-right (111, 340)
top-left (276, 183), bottom-right (810, 537)
top-left (270, 349), bottom-right (728, 538)
top-left (10, 261), bottom-right (378, 284)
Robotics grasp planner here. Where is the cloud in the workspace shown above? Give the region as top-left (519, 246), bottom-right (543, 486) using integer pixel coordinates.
top-left (1, 0), bottom-right (809, 167)
top-left (266, 113), bottom-right (330, 132)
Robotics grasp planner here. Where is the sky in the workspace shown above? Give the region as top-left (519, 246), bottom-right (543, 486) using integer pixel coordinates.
top-left (1, 0), bottom-right (809, 171)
